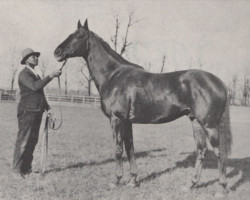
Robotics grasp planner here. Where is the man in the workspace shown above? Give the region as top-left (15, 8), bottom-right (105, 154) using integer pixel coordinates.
top-left (12, 48), bottom-right (62, 179)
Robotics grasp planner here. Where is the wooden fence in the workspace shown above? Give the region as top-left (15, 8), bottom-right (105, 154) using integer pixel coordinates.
top-left (1, 92), bottom-right (249, 107)
top-left (0, 92), bottom-right (101, 106)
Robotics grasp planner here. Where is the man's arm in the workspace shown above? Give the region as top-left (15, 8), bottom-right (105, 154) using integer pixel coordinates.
top-left (19, 70), bottom-right (62, 91)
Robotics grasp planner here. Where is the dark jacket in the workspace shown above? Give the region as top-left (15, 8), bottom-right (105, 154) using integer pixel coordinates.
top-left (18, 67), bottom-right (52, 114)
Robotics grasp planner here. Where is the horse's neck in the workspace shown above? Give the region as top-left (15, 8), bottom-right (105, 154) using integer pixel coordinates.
top-left (86, 35), bottom-right (123, 90)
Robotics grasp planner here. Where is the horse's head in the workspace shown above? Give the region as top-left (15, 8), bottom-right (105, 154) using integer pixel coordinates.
top-left (54, 19), bottom-right (90, 62)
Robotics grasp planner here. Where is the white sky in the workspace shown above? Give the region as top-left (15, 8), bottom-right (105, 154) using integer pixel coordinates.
top-left (0, 0), bottom-right (250, 90)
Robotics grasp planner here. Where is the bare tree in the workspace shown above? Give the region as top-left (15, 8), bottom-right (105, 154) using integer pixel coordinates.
top-left (230, 74), bottom-right (238, 105)
top-left (111, 11), bottom-right (140, 56)
top-left (10, 58), bottom-right (18, 90)
top-left (78, 58), bottom-right (92, 95)
top-left (241, 72), bottom-right (250, 106)
top-left (111, 17), bottom-right (120, 52)
top-left (188, 57), bottom-right (205, 69)
top-left (9, 48), bottom-right (18, 90)
top-left (147, 62), bottom-right (152, 72)
top-left (160, 54), bottom-right (166, 73)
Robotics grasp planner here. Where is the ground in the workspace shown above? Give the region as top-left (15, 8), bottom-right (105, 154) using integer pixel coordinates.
top-left (0, 102), bottom-right (250, 200)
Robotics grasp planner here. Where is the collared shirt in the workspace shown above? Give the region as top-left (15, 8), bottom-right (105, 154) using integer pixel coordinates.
top-left (25, 65), bottom-right (40, 78)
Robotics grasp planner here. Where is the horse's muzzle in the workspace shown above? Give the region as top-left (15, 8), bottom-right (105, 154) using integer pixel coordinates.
top-left (54, 48), bottom-right (61, 56)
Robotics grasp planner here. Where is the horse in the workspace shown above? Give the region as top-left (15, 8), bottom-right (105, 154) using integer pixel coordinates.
top-left (54, 19), bottom-right (232, 192)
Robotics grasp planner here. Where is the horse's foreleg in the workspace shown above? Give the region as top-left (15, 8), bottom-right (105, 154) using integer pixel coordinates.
top-left (123, 121), bottom-right (138, 186)
top-left (111, 117), bottom-right (124, 184)
top-left (191, 119), bottom-right (207, 187)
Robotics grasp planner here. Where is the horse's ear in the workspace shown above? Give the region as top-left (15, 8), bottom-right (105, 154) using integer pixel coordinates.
top-left (77, 20), bottom-right (82, 29)
top-left (84, 19), bottom-right (89, 31)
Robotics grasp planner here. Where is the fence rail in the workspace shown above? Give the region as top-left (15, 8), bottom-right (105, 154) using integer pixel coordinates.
top-left (0, 93), bottom-right (101, 106)
top-left (1, 92), bottom-right (250, 107)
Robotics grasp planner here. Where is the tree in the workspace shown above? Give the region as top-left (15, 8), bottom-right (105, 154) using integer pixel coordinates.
top-left (241, 72), bottom-right (250, 106)
top-left (229, 74), bottom-right (238, 105)
top-left (111, 17), bottom-right (120, 52)
top-left (110, 11), bottom-right (140, 56)
top-left (9, 48), bottom-right (18, 90)
top-left (10, 58), bottom-right (18, 90)
top-left (78, 58), bottom-right (92, 95)
top-left (146, 62), bottom-right (152, 72)
top-left (188, 57), bottom-right (205, 69)
top-left (160, 54), bottom-right (166, 73)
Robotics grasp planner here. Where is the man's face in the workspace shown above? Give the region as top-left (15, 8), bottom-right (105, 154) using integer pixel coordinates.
top-left (26, 54), bottom-right (38, 67)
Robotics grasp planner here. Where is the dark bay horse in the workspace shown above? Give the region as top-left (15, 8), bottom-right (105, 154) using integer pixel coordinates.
top-left (54, 19), bottom-right (232, 191)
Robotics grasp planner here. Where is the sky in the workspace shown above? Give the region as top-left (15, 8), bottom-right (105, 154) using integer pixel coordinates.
top-left (0, 0), bottom-right (250, 91)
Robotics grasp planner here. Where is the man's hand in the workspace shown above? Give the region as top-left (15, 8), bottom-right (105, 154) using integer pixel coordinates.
top-left (47, 109), bottom-right (54, 118)
top-left (49, 70), bottom-right (62, 78)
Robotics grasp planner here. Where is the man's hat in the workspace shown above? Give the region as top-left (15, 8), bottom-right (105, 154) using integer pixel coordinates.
top-left (21, 48), bottom-right (40, 65)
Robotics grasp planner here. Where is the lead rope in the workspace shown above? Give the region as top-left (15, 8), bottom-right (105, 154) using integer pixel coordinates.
top-left (52, 59), bottom-right (67, 130)
top-left (40, 116), bottom-right (49, 175)
top-left (40, 59), bottom-right (67, 176)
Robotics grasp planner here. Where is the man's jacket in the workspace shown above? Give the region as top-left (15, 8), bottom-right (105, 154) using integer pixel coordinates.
top-left (18, 67), bottom-right (52, 114)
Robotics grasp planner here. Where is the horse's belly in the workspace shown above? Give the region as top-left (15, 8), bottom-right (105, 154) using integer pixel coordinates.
top-left (129, 102), bottom-right (187, 124)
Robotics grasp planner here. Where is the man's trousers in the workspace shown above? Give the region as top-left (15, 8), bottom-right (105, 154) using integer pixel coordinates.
top-left (13, 111), bottom-right (43, 174)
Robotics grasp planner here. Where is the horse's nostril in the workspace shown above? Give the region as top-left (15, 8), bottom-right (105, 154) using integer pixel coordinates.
top-left (55, 48), bottom-right (61, 56)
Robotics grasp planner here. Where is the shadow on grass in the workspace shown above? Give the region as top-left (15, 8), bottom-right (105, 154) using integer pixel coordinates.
top-left (45, 148), bottom-right (249, 191)
top-left (138, 166), bottom-right (176, 185)
top-left (45, 148), bottom-right (166, 174)
top-left (175, 150), bottom-right (250, 191)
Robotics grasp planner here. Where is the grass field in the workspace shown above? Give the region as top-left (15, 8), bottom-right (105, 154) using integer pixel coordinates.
top-left (0, 102), bottom-right (250, 200)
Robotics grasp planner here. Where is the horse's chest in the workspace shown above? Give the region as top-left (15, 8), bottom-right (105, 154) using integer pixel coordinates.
top-left (100, 92), bottom-right (129, 118)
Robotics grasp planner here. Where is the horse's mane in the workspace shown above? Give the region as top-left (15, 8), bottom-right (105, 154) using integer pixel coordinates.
top-left (91, 32), bottom-right (144, 70)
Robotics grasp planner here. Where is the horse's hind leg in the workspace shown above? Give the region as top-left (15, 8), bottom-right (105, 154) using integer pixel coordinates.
top-left (110, 116), bottom-right (124, 185)
top-left (205, 127), bottom-right (227, 189)
top-left (123, 121), bottom-right (138, 187)
top-left (191, 119), bottom-right (207, 187)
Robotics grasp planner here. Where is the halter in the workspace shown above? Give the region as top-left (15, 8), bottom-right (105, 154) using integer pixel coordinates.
top-left (82, 33), bottom-right (90, 58)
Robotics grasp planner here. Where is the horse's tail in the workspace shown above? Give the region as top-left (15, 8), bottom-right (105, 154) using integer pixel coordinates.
top-left (219, 97), bottom-right (232, 166)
